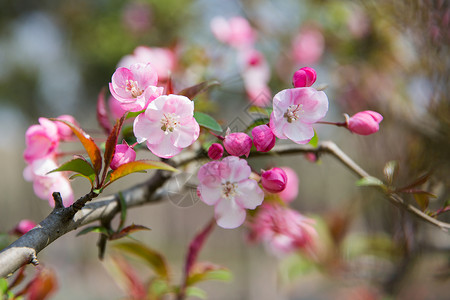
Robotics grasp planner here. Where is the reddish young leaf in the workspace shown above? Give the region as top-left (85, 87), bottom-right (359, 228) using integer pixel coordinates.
top-left (184, 218), bottom-right (215, 278)
top-left (178, 80), bottom-right (220, 99)
top-left (17, 268), bottom-right (58, 300)
top-left (108, 160), bottom-right (177, 184)
top-left (396, 173), bottom-right (431, 193)
top-left (165, 76), bottom-right (174, 95)
top-left (109, 224), bottom-right (151, 240)
top-left (187, 262), bottom-right (232, 286)
top-left (97, 87), bottom-right (112, 135)
top-left (102, 113), bottom-right (127, 184)
top-left (51, 118), bottom-right (102, 177)
top-left (107, 256), bottom-right (147, 300)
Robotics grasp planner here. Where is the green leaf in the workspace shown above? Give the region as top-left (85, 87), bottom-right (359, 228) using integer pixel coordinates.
top-left (307, 130), bottom-right (319, 147)
top-left (193, 112), bottom-right (222, 132)
top-left (178, 80), bottom-right (220, 99)
top-left (247, 105), bottom-right (271, 117)
top-left (149, 279), bottom-right (171, 297)
top-left (113, 242), bottom-right (169, 280)
top-left (76, 226), bottom-right (110, 237)
top-left (185, 286), bottom-right (207, 299)
top-left (48, 158), bottom-right (96, 185)
top-left (0, 278), bottom-right (8, 294)
top-left (126, 110), bottom-right (145, 120)
top-left (50, 118), bottom-right (102, 176)
top-left (109, 224), bottom-right (151, 240)
top-left (108, 160), bottom-right (177, 184)
top-left (187, 263), bottom-right (232, 286)
top-left (414, 193), bottom-right (430, 211)
top-left (118, 192), bottom-right (127, 231)
top-left (356, 176), bottom-right (385, 187)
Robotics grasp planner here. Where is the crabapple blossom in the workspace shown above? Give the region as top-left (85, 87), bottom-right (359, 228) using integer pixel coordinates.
top-left (23, 158), bottom-right (74, 207)
top-left (108, 95), bottom-right (128, 120)
top-left (197, 156), bottom-right (264, 229)
top-left (118, 46), bottom-right (176, 81)
top-left (54, 114), bottom-right (78, 141)
top-left (347, 110), bottom-right (383, 135)
top-left (223, 129), bottom-right (252, 157)
top-left (248, 204), bottom-right (317, 256)
top-left (210, 16), bottom-right (256, 49)
top-left (239, 49), bottom-right (271, 107)
top-left (292, 67), bottom-right (317, 88)
top-left (109, 63), bottom-right (163, 112)
top-left (251, 124), bottom-right (276, 152)
top-left (208, 143), bottom-right (224, 160)
top-left (12, 219), bottom-right (37, 236)
top-left (261, 168), bottom-right (287, 193)
top-left (23, 117), bottom-right (59, 163)
top-left (278, 167), bottom-right (299, 203)
top-left (110, 142), bottom-right (136, 170)
top-left (270, 87), bottom-right (328, 144)
top-left (133, 94), bottom-right (200, 158)
top-left (292, 27), bottom-right (325, 65)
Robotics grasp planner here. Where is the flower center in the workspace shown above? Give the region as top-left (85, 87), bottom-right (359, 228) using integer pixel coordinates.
top-left (222, 181), bottom-right (238, 200)
top-left (284, 104), bottom-right (304, 123)
top-left (125, 80), bottom-right (144, 98)
top-left (160, 113), bottom-right (179, 134)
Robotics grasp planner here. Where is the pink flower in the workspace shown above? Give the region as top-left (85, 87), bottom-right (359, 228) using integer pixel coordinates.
top-left (109, 63), bottom-right (163, 112)
top-left (210, 16), bottom-right (256, 48)
top-left (108, 95), bottom-right (128, 120)
top-left (292, 67), bottom-right (317, 88)
top-left (292, 27), bottom-right (325, 65)
top-left (133, 94), bottom-right (200, 158)
top-left (54, 115), bottom-right (78, 141)
top-left (197, 156), bottom-right (264, 229)
top-left (248, 204), bottom-right (317, 256)
top-left (270, 87), bottom-right (328, 144)
top-left (347, 110), bottom-right (383, 135)
top-left (23, 118), bottom-right (59, 163)
top-left (12, 219), bottom-right (37, 236)
top-left (223, 129), bottom-right (252, 157)
top-left (208, 143), bottom-right (224, 160)
top-left (239, 49), bottom-right (271, 107)
top-left (118, 46), bottom-right (176, 81)
top-left (23, 158), bottom-right (74, 207)
top-left (110, 142), bottom-right (136, 170)
top-left (261, 168), bottom-right (287, 193)
top-left (251, 125), bottom-right (276, 152)
top-left (278, 167), bottom-right (299, 203)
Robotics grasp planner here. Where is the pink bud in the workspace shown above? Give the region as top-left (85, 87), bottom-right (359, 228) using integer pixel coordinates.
top-left (55, 115), bottom-right (78, 141)
top-left (223, 129), bottom-right (252, 157)
top-left (292, 67), bottom-right (317, 88)
top-left (261, 167), bottom-right (287, 193)
top-left (278, 167), bottom-right (299, 203)
top-left (347, 110), bottom-right (383, 135)
top-left (110, 143), bottom-right (136, 170)
top-left (208, 143), bottom-right (224, 160)
top-left (12, 219), bottom-right (37, 236)
top-left (252, 125), bottom-right (276, 152)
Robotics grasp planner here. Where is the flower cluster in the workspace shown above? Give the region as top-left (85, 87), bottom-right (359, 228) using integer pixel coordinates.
top-left (23, 116), bottom-right (76, 207)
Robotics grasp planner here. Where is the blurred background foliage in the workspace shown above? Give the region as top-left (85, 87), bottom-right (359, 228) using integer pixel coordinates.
top-left (1, 0), bottom-right (449, 299)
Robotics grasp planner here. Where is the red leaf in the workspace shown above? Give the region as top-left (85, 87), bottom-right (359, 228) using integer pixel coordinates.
top-left (109, 256), bottom-right (147, 300)
top-left (102, 114), bottom-right (127, 183)
top-left (108, 160), bottom-right (177, 184)
top-left (97, 87), bottom-right (112, 135)
top-left (17, 268), bottom-right (58, 300)
top-left (178, 80), bottom-right (220, 99)
top-left (109, 224), bottom-right (151, 240)
top-left (165, 76), bottom-right (174, 95)
top-left (50, 118), bottom-right (102, 177)
top-left (184, 218), bottom-right (215, 277)
top-left (397, 173), bottom-right (431, 192)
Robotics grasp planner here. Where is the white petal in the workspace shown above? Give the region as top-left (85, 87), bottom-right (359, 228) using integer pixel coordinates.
top-left (214, 199), bottom-right (247, 229)
top-left (198, 185), bottom-right (222, 206)
top-left (147, 136), bottom-right (182, 158)
top-left (133, 114), bottom-right (164, 144)
top-left (235, 179), bottom-right (264, 209)
top-left (283, 121), bottom-right (314, 144)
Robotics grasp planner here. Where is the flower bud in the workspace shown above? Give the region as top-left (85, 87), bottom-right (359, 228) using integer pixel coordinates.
top-left (223, 129), bottom-right (252, 157)
top-left (110, 143), bottom-right (136, 170)
top-left (347, 110), bottom-right (383, 135)
top-left (252, 125), bottom-right (276, 152)
top-left (292, 67), bottom-right (317, 88)
top-left (208, 143), bottom-right (224, 160)
top-left (12, 219), bottom-right (37, 236)
top-left (261, 167), bottom-right (287, 193)
top-left (278, 167), bottom-right (299, 203)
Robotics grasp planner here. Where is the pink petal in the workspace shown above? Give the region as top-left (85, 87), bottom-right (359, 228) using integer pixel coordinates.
top-left (269, 112), bottom-right (288, 140)
top-left (222, 156), bottom-right (251, 182)
top-left (129, 63), bottom-right (158, 88)
top-left (235, 179), bottom-right (264, 209)
top-left (147, 136), bottom-right (182, 158)
top-left (214, 199), bottom-right (247, 229)
top-left (198, 185), bottom-right (223, 206)
top-left (172, 118), bottom-right (200, 148)
top-left (133, 114), bottom-right (164, 144)
top-left (111, 68), bottom-right (135, 99)
top-left (283, 121), bottom-right (314, 144)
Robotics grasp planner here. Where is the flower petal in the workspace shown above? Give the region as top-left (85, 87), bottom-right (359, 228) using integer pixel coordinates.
top-left (222, 156), bottom-right (251, 182)
top-left (147, 136), bottom-right (182, 158)
top-left (198, 185), bottom-right (222, 206)
top-left (235, 179), bottom-right (264, 209)
top-left (133, 114), bottom-right (164, 144)
top-left (214, 199), bottom-right (247, 229)
top-left (283, 121), bottom-right (314, 144)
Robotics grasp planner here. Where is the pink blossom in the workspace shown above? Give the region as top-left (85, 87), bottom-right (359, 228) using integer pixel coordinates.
top-left (23, 118), bottom-right (59, 163)
top-left (108, 95), bottom-right (128, 120)
top-left (292, 67), bottom-right (317, 88)
top-left (110, 143), bottom-right (136, 170)
top-left (118, 46), bottom-right (176, 81)
top-left (278, 167), bottom-right (299, 203)
top-left (292, 27), bottom-right (325, 65)
top-left (133, 94), bottom-right (200, 158)
top-left (210, 16), bottom-right (256, 48)
top-left (197, 156), bottom-right (264, 229)
top-left (248, 204), bottom-right (316, 256)
top-left (261, 168), bottom-right (287, 193)
top-left (122, 2), bottom-right (152, 33)
top-left (347, 110), bottom-right (383, 135)
top-left (208, 143), bottom-right (224, 160)
top-left (251, 124), bottom-right (276, 152)
top-left (109, 63), bottom-right (163, 112)
top-left (23, 158), bottom-right (74, 207)
top-left (270, 87), bottom-right (328, 144)
top-left (54, 115), bottom-right (78, 141)
top-left (12, 219), bottom-right (37, 236)
top-left (223, 129), bottom-right (252, 157)
top-left (239, 49), bottom-right (271, 107)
